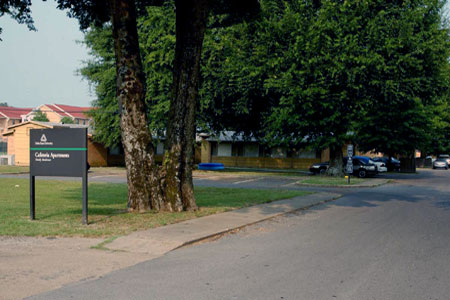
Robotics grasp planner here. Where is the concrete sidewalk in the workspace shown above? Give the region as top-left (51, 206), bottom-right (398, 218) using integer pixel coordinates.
top-left (106, 192), bottom-right (341, 254)
top-left (1, 192), bottom-right (339, 300)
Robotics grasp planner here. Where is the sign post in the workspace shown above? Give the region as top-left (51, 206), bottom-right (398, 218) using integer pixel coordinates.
top-left (30, 128), bottom-right (88, 224)
top-left (346, 144), bottom-right (354, 184)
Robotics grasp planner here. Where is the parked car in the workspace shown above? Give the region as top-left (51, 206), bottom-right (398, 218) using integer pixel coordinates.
top-left (354, 156), bottom-right (387, 173)
top-left (309, 157), bottom-right (377, 178)
top-left (309, 161), bottom-right (329, 174)
top-left (433, 158), bottom-right (449, 170)
top-left (437, 154), bottom-right (450, 165)
top-left (346, 157), bottom-right (378, 178)
top-left (372, 157), bottom-right (401, 172)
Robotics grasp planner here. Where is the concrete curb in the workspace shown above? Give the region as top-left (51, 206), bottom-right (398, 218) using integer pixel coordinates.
top-left (104, 192), bottom-right (341, 255)
top-left (296, 179), bottom-right (390, 188)
top-left (0, 172), bottom-right (30, 175)
top-left (174, 192), bottom-right (341, 251)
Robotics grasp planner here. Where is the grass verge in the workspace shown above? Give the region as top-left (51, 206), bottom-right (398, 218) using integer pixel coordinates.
top-left (0, 178), bottom-right (310, 237)
top-left (300, 176), bottom-right (366, 185)
top-left (0, 166), bottom-right (29, 174)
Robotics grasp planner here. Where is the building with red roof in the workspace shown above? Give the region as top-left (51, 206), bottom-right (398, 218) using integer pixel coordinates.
top-left (24, 103), bottom-right (92, 125)
top-left (0, 106), bottom-right (32, 143)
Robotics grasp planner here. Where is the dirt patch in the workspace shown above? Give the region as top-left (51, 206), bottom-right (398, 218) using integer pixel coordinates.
top-left (0, 236), bottom-right (155, 300)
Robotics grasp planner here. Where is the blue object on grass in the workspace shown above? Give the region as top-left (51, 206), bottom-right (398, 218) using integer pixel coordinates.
top-left (198, 163), bottom-right (225, 170)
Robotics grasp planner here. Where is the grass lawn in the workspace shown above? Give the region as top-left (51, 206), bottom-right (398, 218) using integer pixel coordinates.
top-left (300, 176), bottom-right (366, 185)
top-left (0, 178), bottom-right (310, 237)
top-left (0, 165), bottom-right (29, 174)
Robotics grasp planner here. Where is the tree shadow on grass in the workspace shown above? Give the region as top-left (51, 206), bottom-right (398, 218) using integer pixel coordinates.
top-left (36, 182), bottom-right (128, 220)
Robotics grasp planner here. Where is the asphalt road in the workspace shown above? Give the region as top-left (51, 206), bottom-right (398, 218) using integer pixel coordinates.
top-left (27, 169), bottom-right (450, 300)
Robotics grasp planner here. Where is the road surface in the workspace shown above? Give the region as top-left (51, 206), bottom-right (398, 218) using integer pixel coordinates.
top-left (28, 169), bottom-right (450, 299)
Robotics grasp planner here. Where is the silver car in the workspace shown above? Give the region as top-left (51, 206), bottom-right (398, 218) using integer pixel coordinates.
top-left (433, 158), bottom-right (449, 170)
top-left (438, 154), bottom-right (450, 165)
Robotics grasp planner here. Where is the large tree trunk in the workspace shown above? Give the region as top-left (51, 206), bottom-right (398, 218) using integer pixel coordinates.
top-left (110, 0), bottom-right (162, 211)
top-left (163, 0), bottom-right (209, 212)
top-left (328, 143), bottom-right (344, 176)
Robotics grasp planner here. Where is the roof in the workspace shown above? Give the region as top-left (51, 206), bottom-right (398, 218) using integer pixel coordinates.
top-left (4, 121), bottom-right (88, 130)
top-left (49, 104), bottom-right (92, 119)
top-left (202, 131), bottom-right (258, 142)
top-left (25, 104), bottom-right (92, 120)
top-left (0, 107), bottom-right (33, 119)
top-left (2, 121), bottom-right (92, 137)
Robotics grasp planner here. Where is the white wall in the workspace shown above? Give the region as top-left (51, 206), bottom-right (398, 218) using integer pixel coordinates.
top-left (218, 143), bottom-right (232, 157)
top-left (296, 151), bottom-right (316, 158)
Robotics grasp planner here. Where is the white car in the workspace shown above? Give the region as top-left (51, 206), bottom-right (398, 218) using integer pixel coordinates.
top-left (373, 161), bottom-right (387, 173)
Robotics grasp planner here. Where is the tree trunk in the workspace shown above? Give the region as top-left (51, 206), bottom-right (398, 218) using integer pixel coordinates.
top-left (162, 0), bottom-right (209, 212)
top-left (328, 143), bottom-right (344, 176)
top-left (400, 151), bottom-right (416, 173)
top-left (110, 0), bottom-right (162, 211)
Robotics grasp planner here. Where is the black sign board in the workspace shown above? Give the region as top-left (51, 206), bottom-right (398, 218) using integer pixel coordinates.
top-left (29, 128), bottom-right (88, 224)
top-left (30, 128), bottom-right (87, 177)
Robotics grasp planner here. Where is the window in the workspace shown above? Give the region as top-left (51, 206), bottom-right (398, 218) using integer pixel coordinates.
top-left (108, 145), bottom-right (124, 155)
top-left (211, 142), bottom-right (218, 156)
top-left (232, 143), bottom-right (244, 157)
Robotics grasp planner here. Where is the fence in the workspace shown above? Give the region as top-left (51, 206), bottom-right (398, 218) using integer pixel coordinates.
top-left (211, 156), bottom-right (320, 170)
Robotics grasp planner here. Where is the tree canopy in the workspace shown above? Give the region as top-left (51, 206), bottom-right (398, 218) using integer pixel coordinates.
top-left (81, 0), bottom-right (450, 164)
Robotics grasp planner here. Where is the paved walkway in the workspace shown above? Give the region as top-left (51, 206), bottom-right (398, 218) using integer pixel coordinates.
top-left (0, 192), bottom-right (339, 300)
top-left (106, 192), bottom-right (340, 253)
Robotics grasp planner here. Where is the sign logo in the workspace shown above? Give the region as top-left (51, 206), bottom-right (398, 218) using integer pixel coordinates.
top-left (35, 134), bottom-right (53, 146)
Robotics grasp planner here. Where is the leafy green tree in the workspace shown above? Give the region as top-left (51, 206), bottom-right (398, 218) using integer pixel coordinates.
top-left (201, 0), bottom-right (450, 175)
top-left (32, 110), bottom-right (49, 122)
top-left (60, 116), bottom-right (75, 124)
top-left (355, 0), bottom-right (450, 166)
top-left (426, 64), bottom-right (450, 155)
top-left (57, 0), bottom-right (260, 212)
top-left (0, 0), bottom-right (35, 40)
top-left (0, 102), bottom-right (7, 106)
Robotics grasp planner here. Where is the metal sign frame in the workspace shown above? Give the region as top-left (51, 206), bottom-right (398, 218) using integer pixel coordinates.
top-left (29, 128), bottom-right (88, 224)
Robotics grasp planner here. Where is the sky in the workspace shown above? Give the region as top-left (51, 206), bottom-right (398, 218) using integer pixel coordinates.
top-left (0, 0), bottom-right (94, 109)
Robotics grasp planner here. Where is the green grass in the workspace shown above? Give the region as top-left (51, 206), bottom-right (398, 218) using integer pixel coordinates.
top-left (300, 176), bottom-right (366, 185)
top-left (0, 165), bottom-right (29, 174)
top-left (0, 178), bottom-right (310, 237)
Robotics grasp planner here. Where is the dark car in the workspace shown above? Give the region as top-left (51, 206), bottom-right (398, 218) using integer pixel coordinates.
top-left (309, 157), bottom-right (377, 178)
top-left (372, 157), bottom-right (400, 172)
top-left (309, 161), bottom-right (329, 174)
